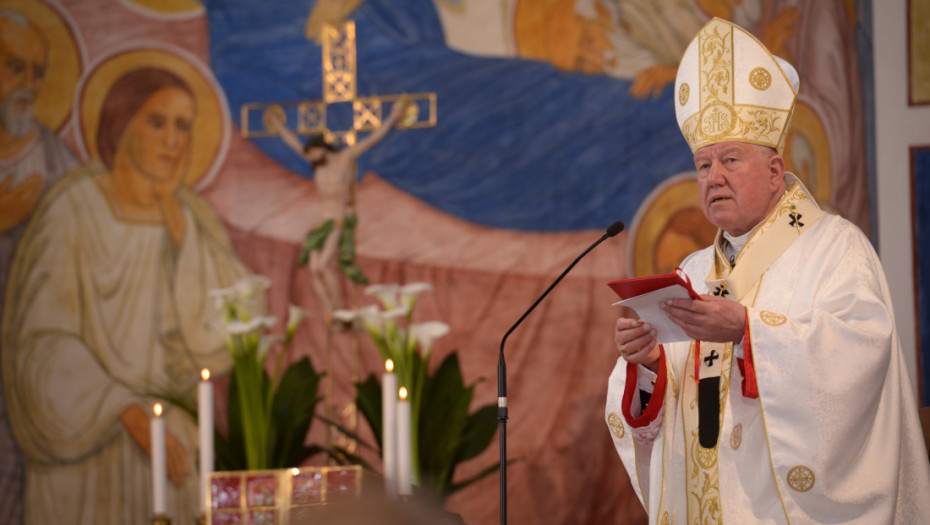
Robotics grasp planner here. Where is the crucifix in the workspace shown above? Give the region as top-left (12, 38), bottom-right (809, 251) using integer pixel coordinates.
top-left (240, 21), bottom-right (436, 146)
top-left (240, 20), bottom-right (437, 454)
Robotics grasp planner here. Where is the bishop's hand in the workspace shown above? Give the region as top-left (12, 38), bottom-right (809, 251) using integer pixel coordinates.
top-left (660, 295), bottom-right (746, 343)
top-left (614, 317), bottom-right (660, 372)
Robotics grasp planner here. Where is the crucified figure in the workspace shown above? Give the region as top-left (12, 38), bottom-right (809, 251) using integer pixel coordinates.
top-left (269, 99), bottom-right (409, 315)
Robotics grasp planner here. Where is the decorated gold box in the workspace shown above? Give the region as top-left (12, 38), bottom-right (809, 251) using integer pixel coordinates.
top-left (207, 466), bottom-right (362, 525)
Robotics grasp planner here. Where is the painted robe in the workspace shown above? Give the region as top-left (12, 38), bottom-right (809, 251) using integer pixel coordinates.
top-left (2, 164), bottom-right (249, 525)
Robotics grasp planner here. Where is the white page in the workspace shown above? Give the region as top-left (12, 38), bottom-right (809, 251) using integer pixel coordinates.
top-left (612, 285), bottom-right (697, 344)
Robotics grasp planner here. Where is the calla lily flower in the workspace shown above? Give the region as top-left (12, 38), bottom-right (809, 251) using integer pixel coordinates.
top-left (226, 315), bottom-right (277, 336)
top-left (365, 284), bottom-right (401, 309)
top-left (258, 334), bottom-right (285, 362)
top-left (285, 305), bottom-right (309, 342)
top-left (411, 321), bottom-right (450, 358)
top-left (400, 282), bottom-right (434, 309)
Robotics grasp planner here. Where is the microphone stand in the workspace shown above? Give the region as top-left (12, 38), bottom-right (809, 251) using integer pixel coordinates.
top-left (497, 221), bottom-right (623, 525)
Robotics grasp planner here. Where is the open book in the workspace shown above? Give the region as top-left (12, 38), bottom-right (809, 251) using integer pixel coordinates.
top-left (608, 267), bottom-right (702, 344)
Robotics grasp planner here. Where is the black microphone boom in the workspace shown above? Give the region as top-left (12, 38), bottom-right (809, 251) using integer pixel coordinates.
top-left (497, 220), bottom-right (624, 525)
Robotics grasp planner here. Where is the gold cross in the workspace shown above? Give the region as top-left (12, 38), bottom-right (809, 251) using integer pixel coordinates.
top-left (240, 21), bottom-right (437, 146)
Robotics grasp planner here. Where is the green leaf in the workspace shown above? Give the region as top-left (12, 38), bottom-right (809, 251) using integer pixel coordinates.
top-left (418, 353), bottom-right (473, 494)
top-left (269, 357), bottom-right (324, 468)
top-left (446, 460), bottom-right (503, 494)
top-left (314, 413), bottom-right (378, 453)
top-left (454, 404), bottom-right (498, 463)
top-left (217, 370), bottom-right (246, 471)
top-left (354, 375), bottom-right (383, 450)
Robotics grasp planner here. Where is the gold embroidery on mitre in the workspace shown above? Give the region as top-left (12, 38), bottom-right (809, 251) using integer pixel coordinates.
top-left (730, 423), bottom-right (743, 450)
top-left (679, 82), bottom-right (690, 106)
top-left (660, 511), bottom-right (670, 525)
top-left (786, 466), bottom-right (815, 492)
top-left (607, 412), bottom-right (625, 439)
top-left (675, 18), bottom-right (798, 154)
top-left (760, 311), bottom-right (787, 326)
top-left (750, 67), bottom-right (772, 90)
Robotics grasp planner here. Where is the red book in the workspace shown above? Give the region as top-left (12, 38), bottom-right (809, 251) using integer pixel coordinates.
top-left (607, 267), bottom-right (702, 301)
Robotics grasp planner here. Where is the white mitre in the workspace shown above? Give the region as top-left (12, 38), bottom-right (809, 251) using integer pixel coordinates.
top-left (674, 17), bottom-right (800, 154)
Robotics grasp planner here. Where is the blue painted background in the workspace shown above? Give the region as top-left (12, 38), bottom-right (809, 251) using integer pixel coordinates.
top-left (204, 0), bottom-right (694, 231)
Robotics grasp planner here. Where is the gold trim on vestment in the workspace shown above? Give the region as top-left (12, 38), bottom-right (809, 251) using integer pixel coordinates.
top-left (786, 465), bottom-right (816, 492)
top-left (730, 423), bottom-right (742, 450)
top-left (760, 311), bottom-right (787, 326)
top-left (707, 177), bottom-right (824, 302)
top-left (608, 412), bottom-right (625, 439)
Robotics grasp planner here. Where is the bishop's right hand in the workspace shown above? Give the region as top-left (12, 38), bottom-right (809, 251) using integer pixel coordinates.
top-left (615, 317), bottom-right (660, 372)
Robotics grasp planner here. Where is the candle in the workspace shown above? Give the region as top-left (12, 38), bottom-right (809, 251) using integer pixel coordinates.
top-left (151, 403), bottom-right (167, 515)
top-left (397, 386), bottom-right (412, 496)
top-left (382, 359), bottom-right (398, 497)
top-left (198, 369), bottom-right (214, 514)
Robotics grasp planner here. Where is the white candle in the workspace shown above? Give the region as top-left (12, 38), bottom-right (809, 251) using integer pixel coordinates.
top-left (382, 360), bottom-right (398, 498)
top-left (198, 369), bottom-right (214, 514)
top-left (397, 387), bottom-right (412, 496)
top-left (151, 403), bottom-right (167, 515)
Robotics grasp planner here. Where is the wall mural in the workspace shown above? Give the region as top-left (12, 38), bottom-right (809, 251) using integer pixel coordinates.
top-left (0, 1), bottom-right (872, 524)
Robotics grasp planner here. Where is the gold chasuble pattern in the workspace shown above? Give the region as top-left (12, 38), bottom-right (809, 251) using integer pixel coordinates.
top-left (680, 177), bottom-right (823, 524)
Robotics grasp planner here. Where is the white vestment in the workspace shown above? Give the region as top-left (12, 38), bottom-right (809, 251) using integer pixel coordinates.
top-left (2, 164), bottom-right (249, 525)
top-left (606, 187), bottom-right (930, 523)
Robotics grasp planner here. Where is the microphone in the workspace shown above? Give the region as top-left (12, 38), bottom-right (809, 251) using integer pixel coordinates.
top-left (497, 220), bottom-right (624, 525)
top-left (605, 220), bottom-right (625, 238)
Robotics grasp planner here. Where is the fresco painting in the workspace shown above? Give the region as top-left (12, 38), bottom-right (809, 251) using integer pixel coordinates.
top-left (0, 1), bottom-right (874, 524)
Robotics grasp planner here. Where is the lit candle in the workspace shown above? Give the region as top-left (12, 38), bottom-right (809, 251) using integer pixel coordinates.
top-left (198, 369), bottom-right (214, 514)
top-left (151, 403), bottom-right (167, 515)
top-left (397, 386), bottom-right (412, 496)
top-left (382, 359), bottom-right (398, 497)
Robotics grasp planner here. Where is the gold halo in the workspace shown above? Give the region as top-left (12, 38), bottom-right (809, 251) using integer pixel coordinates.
top-left (75, 46), bottom-right (227, 188)
top-left (628, 174), bottom-right (717, 277)
top-left (514, 0), bottom-right (610, 73)
top-left (783, 100), bottom-right (832, 204)
top-left (0, 0), bottom-right (82, 132)
top-left (117, 0), bottom-right (203, 18)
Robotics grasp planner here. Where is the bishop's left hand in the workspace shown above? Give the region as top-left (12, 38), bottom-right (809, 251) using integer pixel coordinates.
top-left (660, 295), bottom-right (746, 343)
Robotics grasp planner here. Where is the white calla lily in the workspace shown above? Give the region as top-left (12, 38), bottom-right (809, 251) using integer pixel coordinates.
top-left (382, 306), bottom-right (410, 321)
top-left (226, 315), bottom-right (277, 336)
top-left (258, 334), bottom-right (285, 361)
top-left (332, 309), bottom-right (359, 323)
top-left (411, 321), bottom-right (450, 358)
top-left (365, 284), bottom-right (400, 309)
top-left (234, 275), bottom-right (271, 299)
top-left (357, 305), bottom-right (386, 334)
top-left (285, 305), bottom-right (309, 341)
top-left (400, 282), bottom-right (433, 309)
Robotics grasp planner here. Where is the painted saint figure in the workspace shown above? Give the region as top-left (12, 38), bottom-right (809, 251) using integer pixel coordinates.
top-left (2, 66), bottom-right (249, 525)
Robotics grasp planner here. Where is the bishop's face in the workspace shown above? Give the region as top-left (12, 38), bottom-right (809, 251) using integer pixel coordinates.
top-left (120, 86), bottom-right (195, 186)
top-left (694, 142), bottom-right (786, 236)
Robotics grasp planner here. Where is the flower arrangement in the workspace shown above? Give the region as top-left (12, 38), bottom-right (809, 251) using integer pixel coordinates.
top-left (209, 275), bottom-right (323, 470)
top-left (334, 282), bottom-right (498, 499)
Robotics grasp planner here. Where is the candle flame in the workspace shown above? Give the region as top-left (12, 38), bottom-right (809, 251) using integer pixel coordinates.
top-left (398, 386), bottom-right (408, 400)
top-left (385, 359), bottom-right (394, 372)
top-left (291, 468), bottom-right (300, 476)
top-left (201, 368), bottom-right (211, 381)
top-left (153, 403), bottom-right (163, 417)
